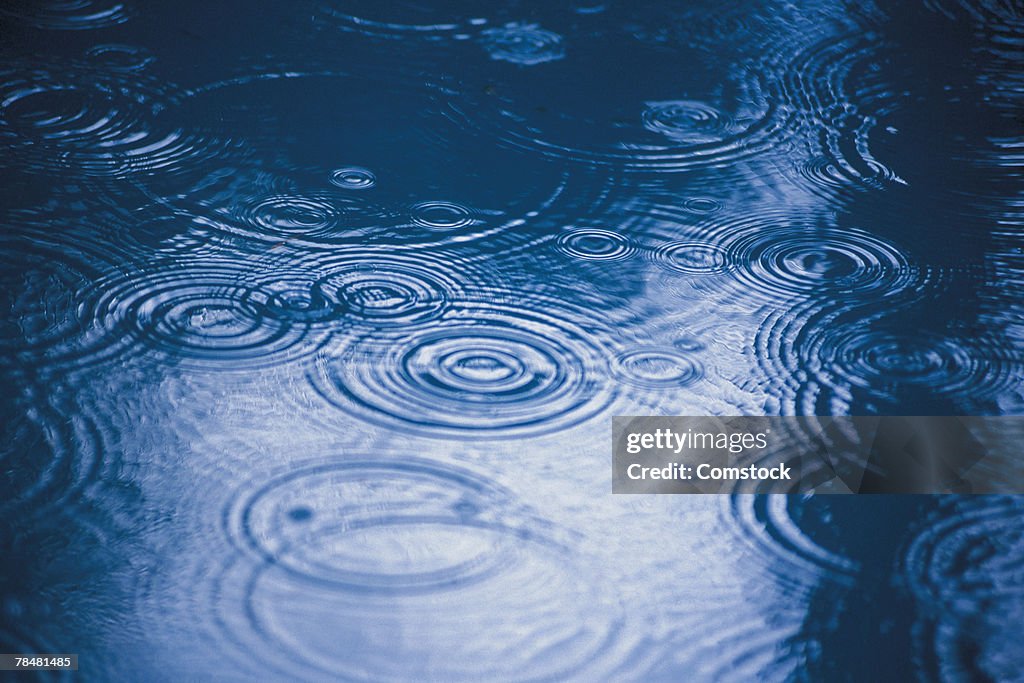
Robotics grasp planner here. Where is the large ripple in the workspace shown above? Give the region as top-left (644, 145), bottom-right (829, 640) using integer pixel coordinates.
top-left (210, 457), bottom-right (644, 681)
top-left (0, 66), bottom-right (229, 179)
top-left (307, 300), bottom-right (616, 438)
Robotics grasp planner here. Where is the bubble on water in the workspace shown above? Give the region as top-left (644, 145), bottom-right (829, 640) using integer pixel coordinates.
top-left (480, 24), bottom-right (566, 66)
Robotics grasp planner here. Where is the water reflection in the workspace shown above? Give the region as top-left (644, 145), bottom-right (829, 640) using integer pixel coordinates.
top-left (1, 0), bottom-right (1022, 680)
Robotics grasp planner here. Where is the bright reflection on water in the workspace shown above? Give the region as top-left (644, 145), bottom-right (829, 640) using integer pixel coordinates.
top-left (1, 0), bottom-right (1022, 680)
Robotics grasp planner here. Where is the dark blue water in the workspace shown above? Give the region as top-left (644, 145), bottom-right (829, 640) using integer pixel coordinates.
top-left (1, 1), bottom-right (1022, 680)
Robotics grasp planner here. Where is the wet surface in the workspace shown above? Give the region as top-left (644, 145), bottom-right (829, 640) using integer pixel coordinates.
top-left (1, 1), bottom-right (1022, 680)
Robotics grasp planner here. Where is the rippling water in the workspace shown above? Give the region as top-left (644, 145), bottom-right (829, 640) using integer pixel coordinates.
top-left (1, 1), bottom-right (1022, 680)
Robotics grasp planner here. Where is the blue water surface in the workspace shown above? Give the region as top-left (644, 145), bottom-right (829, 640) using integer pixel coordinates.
top-left (1, 1), bottom-right (1022, 680)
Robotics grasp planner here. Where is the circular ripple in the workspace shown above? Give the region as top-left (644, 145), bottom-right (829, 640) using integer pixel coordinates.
top-left (555, 228), bottom-right (635, 261)
top-left (309, 301), bottom-right (614, 437)
top-left (410, 200), bottom-right (474, 230)
top-left (453, 35), bottom-right (789, 171)
top-left (777, 33), bottom-right (906, 196)
top-left (214, 457), bottom-right (641, 682)
top-left (227, 459), bottom-right (531, 593)
top-left (316, 0), bottom-right (496, 37)
top-left (903, 499), bottom-right (1024, 615)
top-left (725, 226), bottom-right (913, 301)
top-left (806, 325), bottom-right (1020, 405)
top-left (612, 348), bottom-right (703, 389)
top-left (329, 166), bottom-right (376, 190)
top-left (725, 494), bottom-right (860, 592)
top-left (683, 197), bottom-right (723, 214)
top-left (84, 44), bottom-right (154, 72)
top-left (479, 24), bottom-right (566, 66)
top-left (642, 100), bottom-right (737, 145)
top-left (243, 250), bottom-right (463, 328)
top-left (177, 72), bottom-right (577, 250)
top-left (0, 68), bottom-right (225, 178)
top-left (90, 264), bottom-right (322, 371)
top-left (0, 393), bottom-right (103, 520)
top-left (651, 242), bottom-right (731, 275)
top-left (0, 0), bottom-right (130, 30)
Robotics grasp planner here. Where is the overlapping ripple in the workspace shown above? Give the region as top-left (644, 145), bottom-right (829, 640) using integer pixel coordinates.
top-left (801, 319), bottom-right (1023, 409)
top-left (308, 300), bottom-right (615, 438)
top-left (902, 497), bottom-right (1024, 614)
top-left (86, 262), bottom-right (325, 371)
top-left (240, 247), bottom-right (492, 329)
top-left (0, 67), bottom-right (225, 178)
top-left (776, 32), bottom-right (907, 196)
top-left (0, 390), bottom-right (104, 521)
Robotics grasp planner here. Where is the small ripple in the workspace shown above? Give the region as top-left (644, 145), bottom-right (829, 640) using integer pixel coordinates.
top-left (409, 200), bottom-right (475, 230)
top-left (316, 0), bottom-right (494, 38)
top-left (642, 100), bottom-right (738, 145)
top-left (903, 498), bottom-right (1024, 614)
top-left (0, 0), bottom-right (130, 30)
top-left (611, 348), bottom-right (703, 389)
top-left (178, 72), bottom-right (577, 249)
top-left (556, 228), bottom-right (636, 262)
top-left (683, 197), bottom-right (724, 214)
top-left (651, 242), bottom-right (731, 275)
top-left (84, 44), bottom-right (154, 72)
top-left (329, 166), bottom-right (376, 190)
top-left (308, 300), bottom-right (615, 438)
top-left (479, 24), bottom-right (566, 66)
